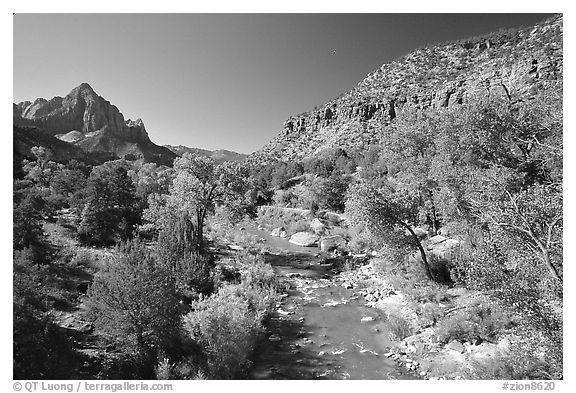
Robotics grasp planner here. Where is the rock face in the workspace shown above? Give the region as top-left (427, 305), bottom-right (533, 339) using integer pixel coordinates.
top-left (310, 218), bottom-right (327, 235)
top-left (289, 232), bottom-right (319, 247)
top-left (13, 83), bottom-right (177, 166)
top-left (249, 15), bottom-right (563, 164)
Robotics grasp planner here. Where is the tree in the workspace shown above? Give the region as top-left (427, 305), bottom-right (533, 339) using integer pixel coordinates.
top-left (133, 163), bottom-right (175, 199)
top-left (468, 167), bottom-right (562, 283)
top-left (13, 191), bottom-right (49, 260)
top-left (22, 147), bottom-right (58, 188)
top-left (49, 161), bottom-right (89, 206)
top-left (77, 161), bottom-right (141, 246)
top-left (87, 241), bottom-right (180, 367)
top-left (144, 153), bottom-right (248, 251)
top-left (310, 172), bottom-right (351, 212)
top-left (156, 216), bottom-right (215, 298)
top-left (345, 182), bottom-right (434, 280)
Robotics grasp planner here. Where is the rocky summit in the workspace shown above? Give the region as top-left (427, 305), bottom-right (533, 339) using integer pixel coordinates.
top-left (250, 15), bottom-right (562, 164)
top-left (13, 83), bottom-right (177, 166)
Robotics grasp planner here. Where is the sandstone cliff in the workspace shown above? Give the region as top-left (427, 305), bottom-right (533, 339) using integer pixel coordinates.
top-left (250, 15), bottom-right (562, 164)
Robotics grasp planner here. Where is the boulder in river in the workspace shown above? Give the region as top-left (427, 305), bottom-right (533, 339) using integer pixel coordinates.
top-left (446, 340), bottom-right (465, 353)
top-left (310, 218), bottom-right (327, 235)
top-left (320, 234), bottom-right (345, 252)
top-left (270, 226), bottom-right (286, 237)
top-left (289, 232), bottom-right (319, 247)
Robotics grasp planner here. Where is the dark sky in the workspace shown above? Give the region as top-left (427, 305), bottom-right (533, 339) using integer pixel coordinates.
top-left (13, 13), bottom-right (553, 153)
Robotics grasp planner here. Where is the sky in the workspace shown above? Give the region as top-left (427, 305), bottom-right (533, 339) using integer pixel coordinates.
top-left (13, 13), bottom-right (553, 154)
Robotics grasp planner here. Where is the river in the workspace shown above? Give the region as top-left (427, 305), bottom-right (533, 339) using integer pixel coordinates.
top-left (246, 227), bottom-right (417, 380)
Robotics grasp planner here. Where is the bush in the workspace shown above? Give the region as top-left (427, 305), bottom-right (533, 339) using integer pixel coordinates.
top-left (419, 302), bottom-right (445, 328)
top-left (236, 252), bottom-right (277, 290)
top-left (348, 224), bottom-right (379, 253)
top-left (466, 327), bottom-right (562, 380)
top-left (68, 248), bottom-right (98, 268)
top-left (386, 309), bottom-right (414, 341)
top-left (181, 252), bottom-right (278, 379)
top-left (434, 301), bottom-right (515, 345)
top-left (13, 249), bottom-right (74, 378)
top-left (182, 285), bottom-right (265, 378)
top-left (452, 235), bottom-right (562, 348)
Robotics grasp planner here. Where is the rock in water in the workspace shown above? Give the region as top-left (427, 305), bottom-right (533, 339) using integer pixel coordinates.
top-left (289, 232), bottom-right (319, 247)
top-left (446, 340), bottom-right (465, 353)
top-left (270, 227), bottom-right (286, 237)
top-left (310, 218), bottom-right (326, 235)
top-left (320, 234), bottom-right (344, 252)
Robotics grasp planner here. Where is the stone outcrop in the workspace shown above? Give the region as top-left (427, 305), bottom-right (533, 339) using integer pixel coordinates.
top-left (289, 232), bottom-right (319, 247)
top-left (426, 235), bottom-right (462, 262)
top-left (249, 15), bottom-right (562, 164)
top-left (13, 83), bottom-right (177, 166)
top-left (310, 218), bottom-right (327, 235)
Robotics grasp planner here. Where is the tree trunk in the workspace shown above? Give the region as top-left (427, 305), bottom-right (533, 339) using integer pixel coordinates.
top-left (402, 222), bottom-right (434, 280)
top-left (195, 208), bottom-right (206, 252)
top-left (540, 246), bottom-right (562, 283)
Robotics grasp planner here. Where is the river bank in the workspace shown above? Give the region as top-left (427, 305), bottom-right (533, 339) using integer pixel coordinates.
top-left (338, 261), bottom-right (522, 380)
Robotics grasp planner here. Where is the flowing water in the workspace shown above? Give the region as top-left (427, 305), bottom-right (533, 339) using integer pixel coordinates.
top-left (247, 229), bottom-right (417, 380)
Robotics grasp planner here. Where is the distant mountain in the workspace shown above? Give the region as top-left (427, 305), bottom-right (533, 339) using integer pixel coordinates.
top-left (164, 145), bottom-right (246, 163)
top-left (250, 15), bottom-right (563, 164)
top-left (13, 83), bottom-right (177, 166)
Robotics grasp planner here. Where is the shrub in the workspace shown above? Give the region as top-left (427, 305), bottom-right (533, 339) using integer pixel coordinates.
top-left (182, 285), bottom-right (265, 378)
top-left (408, 282), bottom-right (451, 304)
top-left (434, 301), bottom-right (515, 345)
top-left (181, 252), bottom-right (277, 379)
top-left (236, 252), bottom-right (277, 290)
top-left (387, 310), bottom-right (414, 341)
top-left (452, 235), bottom-right (562, 348)
top-left (68, 248), bottom-right (98, 268)
top-left (466, 328), bottom-right (562, 380)
top-left (419, 302), bottom-right (445, 328)
top-left (348, 224), bottom-right (379, 253)
top-left (13, 249), bottom-right (74, 379)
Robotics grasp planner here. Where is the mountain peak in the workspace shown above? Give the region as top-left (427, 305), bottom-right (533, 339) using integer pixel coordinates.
top-left (68, 82), bottom-right (97, 98)
top-left (76, 82), bottom-right (95, 91)
top-left (13, 84), bottom-right (177, 166)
